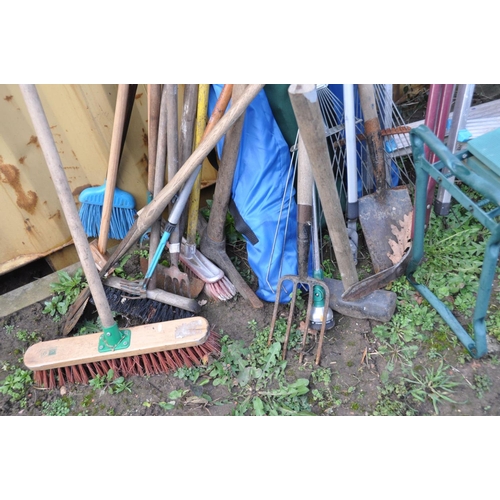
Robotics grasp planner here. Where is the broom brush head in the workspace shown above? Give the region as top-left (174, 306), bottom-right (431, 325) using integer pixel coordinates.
top-left (32, 330), bottom-right (220, 389)
top-left (99, 285), bottom-right (195, 324)
top-left (25, 316), bottom-right (220, 389)
top-left (79, 182), bottom-right (136, 239)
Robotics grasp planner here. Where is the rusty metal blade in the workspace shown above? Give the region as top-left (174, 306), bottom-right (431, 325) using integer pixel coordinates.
top-left (341, 245), bottom-right (412, 301)
top-left (358, 186), bottom-right (413, 274)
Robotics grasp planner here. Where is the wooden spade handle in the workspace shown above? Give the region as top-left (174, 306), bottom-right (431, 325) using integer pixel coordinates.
top-left (206, 84), bottom-right (246, 243)
top-left (288, 84), bottom-right (358, 289)
top-left (357, 84), bottom-right (386, 191)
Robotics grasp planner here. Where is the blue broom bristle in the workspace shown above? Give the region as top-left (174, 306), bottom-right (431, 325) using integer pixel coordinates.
top-left (79, 183), bottom-right (136, 238)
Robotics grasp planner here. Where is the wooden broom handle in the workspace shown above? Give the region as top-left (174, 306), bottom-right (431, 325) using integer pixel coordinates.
top-left (98, 84), bottom-right (134, 254)
top-left (20, 84), bottom-right (116, 328)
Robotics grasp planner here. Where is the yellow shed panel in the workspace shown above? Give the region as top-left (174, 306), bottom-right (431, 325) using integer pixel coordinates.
top-left (0, 84), bottom-right (218, 276)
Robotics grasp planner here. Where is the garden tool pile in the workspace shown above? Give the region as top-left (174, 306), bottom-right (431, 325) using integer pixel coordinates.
top-left (20, 82), bottom-right (418, 384)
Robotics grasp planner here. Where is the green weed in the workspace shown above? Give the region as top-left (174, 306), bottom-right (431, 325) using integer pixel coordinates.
top-left (402, 361), bottom-right (461, 415)
top-left (42, 397), bottom-right (73, 416)
top-left (15, 330), bottom-right (41, 344)
top-left (42, 268), bottom-right (87, 321)
top-left (89, 369), bottom-right (133, 395)
top-left (75, 317), bottom-right (104, 336)
top-left (3, 325), bottom-right (15, 335)
top-left (372, 381), bottom-right (417, 416)
top-left (473, 373), bottom-right (492, 398)
top-left (0, 368), bottom-right (33, 407)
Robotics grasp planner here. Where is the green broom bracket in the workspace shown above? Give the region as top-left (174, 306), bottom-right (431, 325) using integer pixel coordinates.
top-left (98, 323), bottom-right (132, 353)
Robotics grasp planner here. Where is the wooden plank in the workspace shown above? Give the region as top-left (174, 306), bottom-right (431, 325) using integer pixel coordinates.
top-left (0, 262), bottom-right (82, 318)
top-left (24, 316), bottom-right (209, 370)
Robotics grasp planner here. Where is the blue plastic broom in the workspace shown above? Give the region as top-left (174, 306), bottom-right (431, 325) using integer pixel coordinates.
top-left (78, 84), bottom-right (137, 254)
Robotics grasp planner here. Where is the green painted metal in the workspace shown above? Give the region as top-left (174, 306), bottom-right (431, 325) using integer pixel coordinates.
top-left (408, 124), bottom-right (500, 359)
top-left (98, 323), bottom-right (131, 353)
top-left (312, 270), bottom-right (326, 308)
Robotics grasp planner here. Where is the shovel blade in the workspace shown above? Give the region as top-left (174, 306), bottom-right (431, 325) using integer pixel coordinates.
top-left (358, 187), bottom-right (413, 274)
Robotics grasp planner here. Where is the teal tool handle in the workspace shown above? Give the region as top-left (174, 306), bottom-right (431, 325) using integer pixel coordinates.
top-left (141, 165), bottom-right (202, 290)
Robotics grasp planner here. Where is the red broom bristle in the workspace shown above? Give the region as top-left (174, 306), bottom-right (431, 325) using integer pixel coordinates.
top-left (49, 369), bottom-right (56, 389)
top-left (148, 353), bottom-right (163, 375)
top-left (141, 354), bottom-right (154, 376)
top-left (31, 330), bottom-right (221, 388)
top-left (157, 351), bottom-right (176, 372)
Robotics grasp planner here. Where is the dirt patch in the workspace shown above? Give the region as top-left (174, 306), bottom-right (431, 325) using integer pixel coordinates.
top-left (3, 85), bottom-right (500, 417)
top-left (2, 242), bottom-right (500, 417)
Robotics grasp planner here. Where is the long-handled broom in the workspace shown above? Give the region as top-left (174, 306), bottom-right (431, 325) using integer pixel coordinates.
top-left (178, 83), bottom-right (236, 301)
top-left (78, 84), bottom-right (138, 244)
top-left (99, 85), bottom-right (201, 324)
top-left (20, 84), bottom-right (219, 389)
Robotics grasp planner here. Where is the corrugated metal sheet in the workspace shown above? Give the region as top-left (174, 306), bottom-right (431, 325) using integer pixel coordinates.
top-left (0, 84), bottom-right (217, 275)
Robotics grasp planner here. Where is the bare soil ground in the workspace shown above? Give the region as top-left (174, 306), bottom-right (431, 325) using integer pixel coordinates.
top-left (3, 84), bottom-right (500, 417)
top-left (2, 239), bottom-right (500, 418)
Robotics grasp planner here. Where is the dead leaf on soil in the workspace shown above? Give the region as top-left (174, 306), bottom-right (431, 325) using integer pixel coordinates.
top-left (185, 396), bottom-right (209, 406)
top-left (387, 212), bottom-right (413, 265)
top-left (360, 347), bottom-right (368, 366)
top-left (299, 320), bottom-right (317, 338)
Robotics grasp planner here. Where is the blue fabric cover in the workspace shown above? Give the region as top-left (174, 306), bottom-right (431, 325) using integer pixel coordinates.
top-left (209, 85), bottom-right (298, 303)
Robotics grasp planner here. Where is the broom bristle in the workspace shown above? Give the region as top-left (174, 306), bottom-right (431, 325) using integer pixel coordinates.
top-left (79, 204), bottom-right (136, 239)
top-left (99, 285), bottom-right (195, 323)
top-left (79, 183), bottom-right (136, 238)
top-left (203, 276), bottom-right (237, 301)
top-left (33, 331), bottom-right (220, 389)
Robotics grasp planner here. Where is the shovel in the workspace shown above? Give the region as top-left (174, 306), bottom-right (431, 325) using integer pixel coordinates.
top-left (357, 84), bottom-right (413, 274)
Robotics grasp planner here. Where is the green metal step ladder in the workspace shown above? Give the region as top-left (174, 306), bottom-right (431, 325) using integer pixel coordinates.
top-left (408, 124), bottom-right (500, 358)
